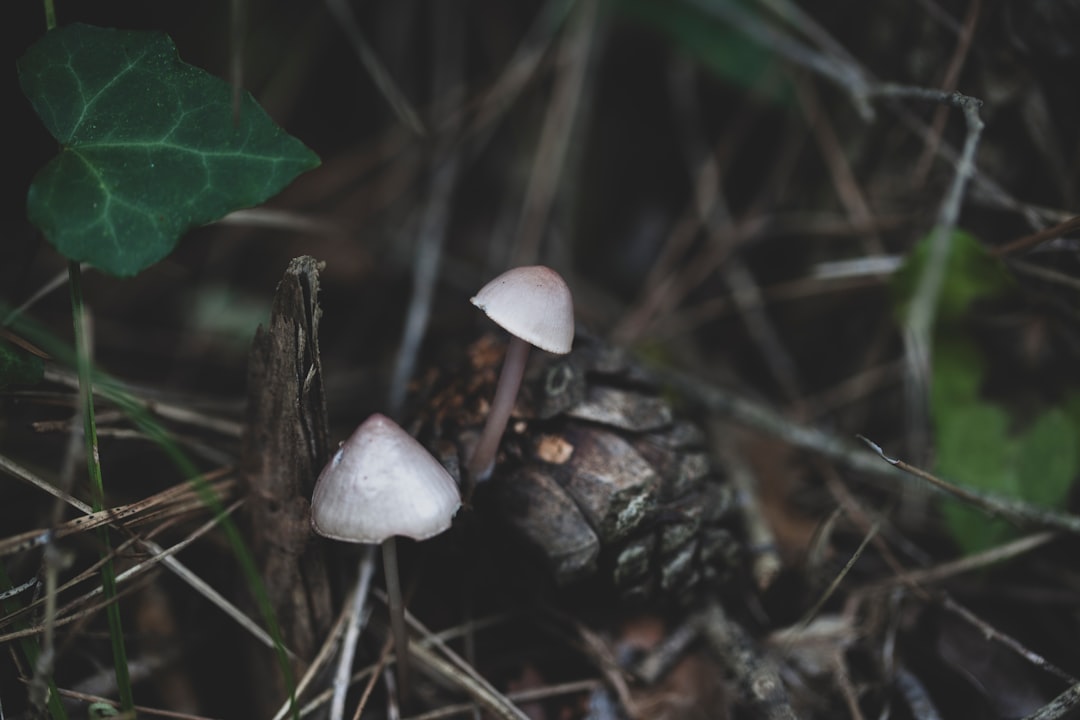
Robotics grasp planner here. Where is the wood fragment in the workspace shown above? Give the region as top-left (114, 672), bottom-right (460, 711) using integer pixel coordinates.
top-left (243, 256), bottom-right (334, 707)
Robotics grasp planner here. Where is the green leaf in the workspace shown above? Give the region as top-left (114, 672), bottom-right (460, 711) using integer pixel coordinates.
top-left (891, 228), bottom-right (1015, 325)
top-left (0, 340), bottom-right (44, 388)
top-left (87, 703), bottom-right (120, 719)
top-left (935, 402), bottom-right (1015, 552)
top-left (932, 365), bottom-right (1079, 554)
top-left (890, 231), bottom-right (1076, 553)
top-left (18, 23), bottom-right (319, 277)
top-left (929, 336), bottom-right (984, 406)
top-left (617, 0), bottom-right (790, 105)
top-left (1014, 409), bottom-right (1077, 509)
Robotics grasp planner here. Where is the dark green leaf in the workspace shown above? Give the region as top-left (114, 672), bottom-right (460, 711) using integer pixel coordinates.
top-left (18, 23), bottom-right (320, 277)
top-left (893, 230), bottom-right (1078, 553)
top-left (932, 349), bottom-right (1079, 554)
top-left (1013, 409), bottom-right (1077, 509)
top-left (617, 0), bottom-right (790, 105)
top-left (929, 336), bottom-right (984, 406)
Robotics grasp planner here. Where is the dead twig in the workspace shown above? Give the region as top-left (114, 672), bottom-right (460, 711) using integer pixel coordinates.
top-left (858, 435), bottom-right (1080, 535)
top-left (699, 601), bottom-right (797, 720)
top-left (992, 214), bottom-right (1080, 258)
top-left (911, 0), bottom-right (983, 182)
top-left (941, 594), bottom-right (1076, 685)
top-left (871, 531), bottom-right (1057, 590)
top-left (1022, 682), bottom-right (1080, 720)
top-left (711, 425), bottom-right (782, 591)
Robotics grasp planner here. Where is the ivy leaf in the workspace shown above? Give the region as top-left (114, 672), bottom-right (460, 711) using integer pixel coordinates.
top-left (932, 339), bottom-right (1079, 553)
top-left (18, 23), bottom-right (320, 277)
top-left (618, 0), bottom-right (790, 105)
top-left (891, 231), bottom-right (1076, 553)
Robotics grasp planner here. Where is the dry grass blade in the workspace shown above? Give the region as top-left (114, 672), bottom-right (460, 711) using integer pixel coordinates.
top-left (0, 452), bottom-right (288, 655)
top-left (0, 451), bottom-right (95, 515)
top-left (512, 0), bottom-right (599, 266)
top-left (873, 531), bottom-right (1057, 589)
top-left (0, 472), bottom-right (233, 557)
top-left (387, 0), bottom-right (465, 417)
top-left (330, 548), bottom-right (377, 720)
top-left (409, 642), bottom-right (531, 720)
top-left (270, 588), bottom-right (357, 720)
top-left (654, 369), bottom-right (907, 480)
top-left (324, 0), bottom-right (426, 136)
top-left (43, 367), bottom-right (244, 438)
top-left (48, 684), bottom-right (224, 720)
top-left (403, 680), bottom-right (600, 720)
top-left (0, 568), bottom-right (155, 646)
top-left (398, 604), bottom-right (531, 720)
top-left (304, 596), bottom-right (530, 718)
top-left (0, 501), bottom-right (240, 638)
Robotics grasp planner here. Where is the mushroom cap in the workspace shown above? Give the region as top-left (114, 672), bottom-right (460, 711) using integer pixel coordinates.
top-left (470, 265), bottom-right (574, 354)
top-left (311, 414), bottom-right (461, 543)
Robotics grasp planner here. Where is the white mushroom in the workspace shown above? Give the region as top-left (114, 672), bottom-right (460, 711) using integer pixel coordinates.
top-left (311, 413), bottom-right (460, 701)
top-left (467, 266), bottom-right (574, 482)
top-left (311, 413), bottom-right (460, 542)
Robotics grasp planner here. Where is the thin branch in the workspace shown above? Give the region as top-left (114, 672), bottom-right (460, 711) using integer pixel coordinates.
top-left (699, 601), bottom-right (797, 720)
top-left (1022, 682), bottom-right (1080, 720)
top-left (942, 594), bottom-right (1076, 684)
top-left (858, 435), bottom-right (1080, 534)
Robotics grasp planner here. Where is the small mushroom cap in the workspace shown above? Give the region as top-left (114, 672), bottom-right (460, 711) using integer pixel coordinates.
top-left (470, 266), bottom-right (574, 354)
top-left (311, 414), bottom-right (461, 543)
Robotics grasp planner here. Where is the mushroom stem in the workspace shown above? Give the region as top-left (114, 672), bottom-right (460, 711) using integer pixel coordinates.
top-left (466, 336), bottom-right (531, 483)
top-left (381, 537), bottom-right (410, 701)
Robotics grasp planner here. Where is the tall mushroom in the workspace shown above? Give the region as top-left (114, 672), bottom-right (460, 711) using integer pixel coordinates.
top-left (311, 413), bottom-right (460, 700)
top-left (467, 265), bottom-right (574, 483)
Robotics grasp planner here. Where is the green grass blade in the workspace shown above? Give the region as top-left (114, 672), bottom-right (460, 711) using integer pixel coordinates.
top-left (0, 564), bottom-right (68, 719)
top-left (3, 303), bottom-right (299, 719)
top-left (67, 262), bottom-right (135, 712)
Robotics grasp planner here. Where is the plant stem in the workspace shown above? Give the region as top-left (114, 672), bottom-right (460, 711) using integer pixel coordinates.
top-left (466, 337), bottom-right (531, 483)
top-left (68, 261), bottom-right (135, 712)
top-left (381, 537), bottom-right (410, 702)
top-left (43, 0), bottom-right (55, 30)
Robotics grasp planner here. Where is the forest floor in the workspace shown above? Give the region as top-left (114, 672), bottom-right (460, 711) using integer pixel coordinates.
top-left (3, 1), bottom-right (1080, 718)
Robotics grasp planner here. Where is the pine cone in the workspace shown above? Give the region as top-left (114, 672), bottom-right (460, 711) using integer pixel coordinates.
top-left (415, 333), bottom-right (745, 603)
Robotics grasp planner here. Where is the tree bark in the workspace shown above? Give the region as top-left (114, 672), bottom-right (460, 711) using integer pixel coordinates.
top-left (243, 256), bottom-right (334, 711)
